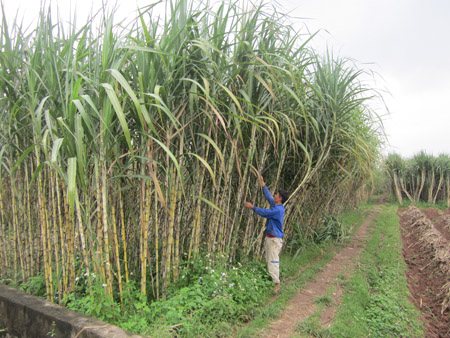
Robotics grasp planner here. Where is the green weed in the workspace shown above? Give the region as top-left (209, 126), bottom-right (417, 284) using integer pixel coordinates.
top-left (314, 295), bottom-right (333, 307)
top-left (296, 315), bottom-right (333, 338)
top-left (19, 274), bottom-right (46, 297)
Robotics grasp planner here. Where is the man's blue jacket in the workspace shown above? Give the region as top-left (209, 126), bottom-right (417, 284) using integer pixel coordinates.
top-left (252, 185), bottom-right (285, 238)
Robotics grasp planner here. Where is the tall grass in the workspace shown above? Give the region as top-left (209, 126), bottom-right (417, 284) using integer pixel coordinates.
top-left (0, 0), bottom-right (383, 304)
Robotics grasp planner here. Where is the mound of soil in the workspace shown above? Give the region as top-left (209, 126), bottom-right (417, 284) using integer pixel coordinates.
top-left (399, 206), bottom-right (450, 338)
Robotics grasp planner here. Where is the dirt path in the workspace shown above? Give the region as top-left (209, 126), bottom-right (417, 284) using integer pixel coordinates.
top-left (262, 210), bottom-right (376, 338)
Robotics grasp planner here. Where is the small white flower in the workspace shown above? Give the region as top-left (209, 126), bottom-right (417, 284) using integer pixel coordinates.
top-left (229, 283), bottom-right (234, 287)
top-left (210, 269), bottom-right (214, 273)
top-left (75, 277), bottom-right (79, 282)
top-left (199, 276), bottom-right (203, 280)
top-left (102, 284), bottom-right (107, 287)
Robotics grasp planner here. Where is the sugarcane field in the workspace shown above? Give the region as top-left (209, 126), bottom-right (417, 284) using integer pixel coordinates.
top-left (1, 0), bottom-right (449, 337)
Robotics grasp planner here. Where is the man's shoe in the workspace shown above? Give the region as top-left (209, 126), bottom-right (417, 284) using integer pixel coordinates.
top-left (273, 283), bottom-right (280, 294)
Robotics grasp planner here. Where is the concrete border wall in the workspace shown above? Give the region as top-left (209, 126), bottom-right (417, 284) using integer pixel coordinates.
top-left (0, 285), bottom-right (144, 338)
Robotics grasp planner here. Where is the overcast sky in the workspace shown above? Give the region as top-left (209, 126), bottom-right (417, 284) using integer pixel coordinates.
top-left (3, 0), bottom-right (450, 158)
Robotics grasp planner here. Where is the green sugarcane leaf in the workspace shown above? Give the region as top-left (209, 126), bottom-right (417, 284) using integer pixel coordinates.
top-left (194, 195), bottom-right (224, 215)
top-left (189, 152), bottom-right (216, 188)
top-left (51, 138), bottom-right (64, 164)
top-left (11, 144), bottom-right (36, 176)
top-left (197, 133), bottom-right (226, 176)
top-left (102, 83), bottom-right (134, 156)
top-left (151, 137), bottom-right (184, 191)
top-left (217, 82), bottom-right (243, 115)
top-left (68, 157), bottom-right (77, 217)
top-left (72, 99), bottom-right (95, 139)
top-left (108, 68), bottom-right (156, 134)
top-left (30, 162), bottom-right (46, 186)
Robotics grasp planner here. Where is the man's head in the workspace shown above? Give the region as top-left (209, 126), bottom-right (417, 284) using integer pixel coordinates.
top-left (275, 190), bottom-right (289, 204)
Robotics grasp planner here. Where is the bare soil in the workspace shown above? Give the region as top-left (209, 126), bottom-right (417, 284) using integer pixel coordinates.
top-left (262, 211), bottom-right (375, 337)
top-left (399, 206), bottom-right (450, 338)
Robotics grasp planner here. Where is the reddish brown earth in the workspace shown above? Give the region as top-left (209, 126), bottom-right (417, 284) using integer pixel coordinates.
top-left (399, 206), bottom-right (450, 338)
top-left (262, 211), bottom-right (375, 338)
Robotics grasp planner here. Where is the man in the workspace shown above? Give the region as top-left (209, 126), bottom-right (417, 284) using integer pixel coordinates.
top-left (244, 173), bottom-right (289, 293)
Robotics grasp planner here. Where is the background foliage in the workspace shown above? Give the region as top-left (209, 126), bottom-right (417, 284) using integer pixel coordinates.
top-left (385, 152), bottom-right (450, 206)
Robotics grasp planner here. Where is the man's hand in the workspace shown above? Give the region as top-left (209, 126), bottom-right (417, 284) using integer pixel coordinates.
top-left (244, 201), bottom-right (254, 209)
top-left (258, 173), bottom-right (265, 187)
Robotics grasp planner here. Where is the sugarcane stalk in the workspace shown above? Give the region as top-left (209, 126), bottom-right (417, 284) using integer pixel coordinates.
top-left (9, 173), bottom-right (18, 284)
top-left (162, 166), bottom-right (177, 295)
top-left (75, 190), bottom-right (91, 290)
top-left (62, 181), bottom-right (75, 295)
top-left (0, 181), bottom-right (6, 274)
top-left (55, 174), bottom-right (66, 295)
top-left (15, 173), bottom-right (26, 282)
top-left (101, 155), bottom-right (113, 297)
top-left (154, 187), bottom-right (160, 299)
top-left (49, 169), bottom-right (60, 295)
top-left (119, 189), bottom-right (129, 283)
top-left (140, 178), bottom-right (151, 297)
top-left (111, 192), bottom-right (123, 308)
top-left (172, 137), bottom-right (184, 280)
top-left (25, 164), bottom-right (34, 278)
top-left (44, 191), bottom-right (54, 301)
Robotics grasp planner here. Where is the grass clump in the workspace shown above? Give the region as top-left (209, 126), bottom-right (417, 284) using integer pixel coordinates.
top-left (297, 317), bottom-right (333, 338)
top-left (314, 294), bottom-right (333, 307)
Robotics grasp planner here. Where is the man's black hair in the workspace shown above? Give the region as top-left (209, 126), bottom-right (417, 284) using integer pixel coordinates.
top-left (278, 190), bottom-right (289, 204)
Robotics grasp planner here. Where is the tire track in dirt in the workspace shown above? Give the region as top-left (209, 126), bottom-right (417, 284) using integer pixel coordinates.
top-left (262, 210), bottom-right (376, 338)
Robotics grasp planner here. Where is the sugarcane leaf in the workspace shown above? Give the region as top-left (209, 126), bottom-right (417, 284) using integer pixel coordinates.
top-left (194, 195), bottom-right (224, 215)
top-left (51, 138), bottom-right (64, 164)
top-left (30, 162), bottom-right (46, 186)
top-left (68, 157), bottom-right (77, 217)
top-left (108, 68), bottom-right (156, 133)
top-left (146, 92), bottom-right (180, 130)
top-left (189, 152), bottom-right (216, 188)
top-left (72, 99), bottom-right (95, 139)
top-left (102, 83), bottom-right (134, 156)
top-left (217, 82), bottom-right (243, 115)
top-left (11, 144), bottom-right (36, 176)
top-left (197, 133), bottom-right (226, 176)
top-left (34, 96), bottom-right (50, 135)
top-left (151, 137), bottom-right (184, 190)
